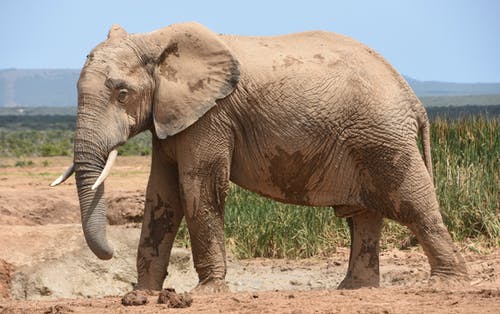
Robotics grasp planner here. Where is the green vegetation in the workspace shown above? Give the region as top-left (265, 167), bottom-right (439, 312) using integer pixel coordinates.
top-left (117, 132), bottom-right (152, 156)
top-left (431, 116), bottom-right (499, 243)
top-left (224, 189), bottom-right (348, 258)
top-left (421, 94), bottom-right (500, 107)
top-left (0, 112), bottom-right (498, 258)
top-left (0, 130), bottom-right (74, 157)
top-left (426, 105), bottom-right (500, 120)
top-left (0, 129), bottom-right (151, 157)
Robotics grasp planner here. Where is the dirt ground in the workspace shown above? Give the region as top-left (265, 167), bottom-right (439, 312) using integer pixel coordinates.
top-left (0, 156), bottom-right (498, 313)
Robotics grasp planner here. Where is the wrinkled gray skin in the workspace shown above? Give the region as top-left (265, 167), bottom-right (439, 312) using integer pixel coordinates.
top-left (70, 22), bottom-right (468, 293)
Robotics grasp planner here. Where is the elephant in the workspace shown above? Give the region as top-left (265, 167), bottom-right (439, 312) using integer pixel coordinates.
top-left (51, 22), bottom-right (468, 292)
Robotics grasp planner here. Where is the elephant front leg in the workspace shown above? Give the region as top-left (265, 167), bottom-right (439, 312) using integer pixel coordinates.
top-left (180, 163), bottom-right (230, 294)
top-left (136, 157), bottom-right (184, 291)
top-left (338, 209), bottom-right (383, 289)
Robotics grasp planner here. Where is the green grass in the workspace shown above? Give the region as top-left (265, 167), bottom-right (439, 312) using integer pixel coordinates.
top-left (0, 130), bottom-right (74, 157)
top-left (223, 187), bottom-right (348, 258)
top-left (431, 116), bottom-right (499, 244)
top-left (0, 130), bottom-right (151, 157)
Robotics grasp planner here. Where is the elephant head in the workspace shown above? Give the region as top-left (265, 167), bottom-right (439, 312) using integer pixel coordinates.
top-left (51, 22), bottom-right (239, 259)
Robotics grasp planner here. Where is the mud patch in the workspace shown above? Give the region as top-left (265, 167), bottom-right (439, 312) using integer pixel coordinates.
top-left (0, 259), bottom-right (13, 299)
top-left (157, 288), bottom-right (193, 308)
top-left (43, 304), bottom-right (74, 313)
top-left (476, 289), bottom-right (500, 298)
top-left (269, 146), bottom-right (325, 203)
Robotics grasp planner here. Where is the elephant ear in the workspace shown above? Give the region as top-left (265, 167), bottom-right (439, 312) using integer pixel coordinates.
top-left (153, 23), bottom-right (240, 139)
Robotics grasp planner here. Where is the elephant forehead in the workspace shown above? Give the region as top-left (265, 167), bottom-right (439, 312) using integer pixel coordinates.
top-left (85, 40), bottom-right (138, 69)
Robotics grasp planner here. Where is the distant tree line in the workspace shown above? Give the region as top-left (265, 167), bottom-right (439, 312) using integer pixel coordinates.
top-left (0, 115), bottom-right (76, 130)
top-left (426, 105), bottom-right (500, 120)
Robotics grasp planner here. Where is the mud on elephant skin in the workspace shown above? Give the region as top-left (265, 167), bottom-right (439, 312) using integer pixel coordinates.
top-left (51, 22), bottom-right (468, 293)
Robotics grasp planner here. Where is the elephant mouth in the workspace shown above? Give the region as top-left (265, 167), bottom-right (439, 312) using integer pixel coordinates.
top-left (50, 148), bottom-right (119, 190)
top-left (90, 149), bottom-right (118, 190)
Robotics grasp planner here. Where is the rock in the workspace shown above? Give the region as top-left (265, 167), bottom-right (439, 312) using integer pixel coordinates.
top-left (121, 290), bottom-right (148, 306)
top-left (157, 288), bottom-right (193, 308)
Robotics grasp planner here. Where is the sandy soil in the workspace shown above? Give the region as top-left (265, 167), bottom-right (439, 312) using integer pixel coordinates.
top-left (0, 156), bottom-right (498, 313)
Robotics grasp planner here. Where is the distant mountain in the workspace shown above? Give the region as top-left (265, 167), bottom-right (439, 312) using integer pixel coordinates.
top-left (0, 69), bottom-right (79, 107)
top-left (1, 69), bottom-right (500, 107)
top-left (403, 76), bottom-right (500, 96)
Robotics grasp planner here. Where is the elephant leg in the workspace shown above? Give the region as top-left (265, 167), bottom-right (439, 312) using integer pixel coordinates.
top-left (136, 143), bottom-right (183, 290)
top-left (337, 209), bottom-right (383, 289)
top-left (179, 157), bottom-right (230, 294)
top-left (399, 181), bottom-right (469, 282)
top-left (397, 159), bottom-right (468, 283)
top-left (362, 146), bottom-right (468, 284)
top-left (406, 209), bottom-right (468, 283)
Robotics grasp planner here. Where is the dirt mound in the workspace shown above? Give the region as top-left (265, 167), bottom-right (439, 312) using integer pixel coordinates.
top-left (0, 188), bottom-right (147, 227)
top-left (0, 188), bottom-right (80, 225)
top-left (106, 191), bottom-right (145, 225)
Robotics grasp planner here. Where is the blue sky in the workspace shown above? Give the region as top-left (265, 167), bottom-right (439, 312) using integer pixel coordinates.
top-left (1, 0), bottom-right (499, 83)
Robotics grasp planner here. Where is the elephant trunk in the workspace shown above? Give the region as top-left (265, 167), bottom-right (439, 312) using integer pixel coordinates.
top-left (73, 109), bottom-right (117, 260)
top-left (75, 170), bottom-right (113, 259)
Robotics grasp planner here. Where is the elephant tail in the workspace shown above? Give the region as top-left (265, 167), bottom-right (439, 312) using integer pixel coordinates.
top-left (418, 108), bottom-right (434, 185)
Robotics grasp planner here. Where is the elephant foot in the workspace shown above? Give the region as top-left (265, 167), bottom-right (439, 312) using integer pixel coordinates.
top-left (192, 278), bottom-right (229, 294)
top-left (428, 270), bottom-right (470, 288)
top-left (337, 274), bottom-right (379, 290)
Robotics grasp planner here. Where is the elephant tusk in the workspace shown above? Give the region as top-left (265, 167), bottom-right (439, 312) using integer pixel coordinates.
top-left (91, 149), bottom-right (118, 190)
top-left (50, 164), bottom-right (75, 187)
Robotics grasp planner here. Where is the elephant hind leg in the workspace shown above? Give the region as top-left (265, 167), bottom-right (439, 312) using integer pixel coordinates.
top-left (406, 207), bottom-right (468, 281)
top-left (336, 206), bottom-right (383, 289)
top-left (400, 194), bottom-right (468, 281)
top-left (399, 164), bottom-right (468, 282)
top-left (362, 150), bottom-right (468, 283)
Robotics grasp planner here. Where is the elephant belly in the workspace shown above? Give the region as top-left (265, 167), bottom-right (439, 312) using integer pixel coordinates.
top-left (229, 144), bottom-right (360, 207)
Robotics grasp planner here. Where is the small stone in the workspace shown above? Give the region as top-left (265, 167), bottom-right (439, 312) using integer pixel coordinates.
top-left (157, 288), bottom-right (193, 308)
top-left (121, 290), bottom-right (148, 306)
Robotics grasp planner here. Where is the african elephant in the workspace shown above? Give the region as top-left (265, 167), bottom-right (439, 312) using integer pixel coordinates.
top-left (51, 22), bottom-right (468, 292)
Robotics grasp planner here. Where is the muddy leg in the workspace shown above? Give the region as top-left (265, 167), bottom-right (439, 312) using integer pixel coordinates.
top-left (403, 198), bottom-right (468, 282)
top-left (338, 210), bottom-right (383, 289)
top-left (135, 143), bottom-right (184, 290)
top-left (397, 155), bottom-right (468, 283)
top-left (179, 160), bottom-right (230, 294)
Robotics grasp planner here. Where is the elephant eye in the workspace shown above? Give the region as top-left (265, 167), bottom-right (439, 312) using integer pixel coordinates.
top-left (117, 89), bottom-right (128, 103)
